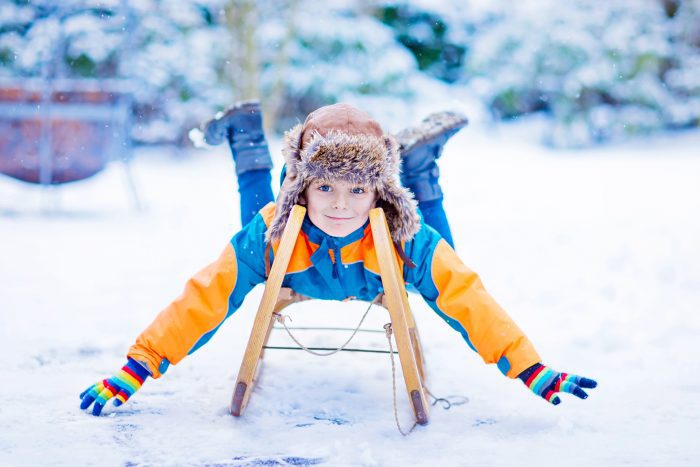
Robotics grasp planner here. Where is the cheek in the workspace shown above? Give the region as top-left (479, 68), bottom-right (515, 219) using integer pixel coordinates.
top-left (367, 193), bottom-right (378, 210)
top-left (355, 196), bottom-right (376, 214)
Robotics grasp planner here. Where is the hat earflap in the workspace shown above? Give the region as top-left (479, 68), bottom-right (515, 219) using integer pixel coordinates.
top-left (376, 180), bottom-right (421, 243)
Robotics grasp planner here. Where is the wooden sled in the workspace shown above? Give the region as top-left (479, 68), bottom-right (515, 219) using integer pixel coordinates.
top-left (230, 205), bottom-right (429, 425)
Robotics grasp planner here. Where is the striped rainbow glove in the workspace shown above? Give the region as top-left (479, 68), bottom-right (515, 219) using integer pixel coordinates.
top-left (79, 359), bottom-right (150, 416)
top-left (518, 363), bottom-right (597, 405)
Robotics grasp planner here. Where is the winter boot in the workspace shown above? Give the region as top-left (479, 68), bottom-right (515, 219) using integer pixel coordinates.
top-left (202, 100), bottom-right (274, 175)
top-left (394, 111), bottom-right (468, 202)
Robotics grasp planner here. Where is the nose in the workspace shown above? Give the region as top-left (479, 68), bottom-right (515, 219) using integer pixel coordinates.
top-left (331, 191), bottom-right (348, 209)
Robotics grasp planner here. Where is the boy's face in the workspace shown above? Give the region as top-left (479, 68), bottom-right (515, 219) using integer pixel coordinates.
top-left (302, 179), bottom-right (377, 237)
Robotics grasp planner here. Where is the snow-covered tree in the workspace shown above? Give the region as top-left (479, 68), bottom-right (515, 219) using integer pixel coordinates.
top-left (0, 0), bottom-right (420, 143)
top-left (2, 0), bottom-right (698, 146)
top-left (463, 0), bottom-right (700, 146)
top-left (255, 0), bottom-right (419, 131)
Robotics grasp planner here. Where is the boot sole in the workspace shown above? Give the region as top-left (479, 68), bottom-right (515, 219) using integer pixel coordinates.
top-left (202, 100), bottom-right (262, 145)
top-left (394, 111), bottom-right (469, 155)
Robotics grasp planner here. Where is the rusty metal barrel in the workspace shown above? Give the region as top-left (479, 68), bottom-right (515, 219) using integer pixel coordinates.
top-left (0, 79), bottom-right (132, 185)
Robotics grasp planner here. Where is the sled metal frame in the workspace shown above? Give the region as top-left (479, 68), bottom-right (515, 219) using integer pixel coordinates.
top-left (230, 205), bottom-right (429, 425)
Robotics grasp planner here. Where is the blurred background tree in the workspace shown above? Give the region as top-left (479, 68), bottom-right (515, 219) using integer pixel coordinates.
top-left (1, 0), bottom-right (698, 147)
top-left (459, 0), bottom-right (700, 147)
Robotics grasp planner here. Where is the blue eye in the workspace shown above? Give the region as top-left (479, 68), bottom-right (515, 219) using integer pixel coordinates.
top-left (318, 185), bottom-right (331, 192)
top-left (351, 187), bottom-right (365, 194)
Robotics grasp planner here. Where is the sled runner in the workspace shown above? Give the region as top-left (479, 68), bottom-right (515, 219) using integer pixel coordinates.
top-left (230, 205), bottom-right (429, 425)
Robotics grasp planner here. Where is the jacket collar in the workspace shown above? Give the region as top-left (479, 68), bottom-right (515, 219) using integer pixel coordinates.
top-left (301, 214), bottom-right (369, 248)
top-left (301, 215), bottom-right (369, 294)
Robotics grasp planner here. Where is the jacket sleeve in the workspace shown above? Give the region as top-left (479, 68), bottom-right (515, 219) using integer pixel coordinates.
top-left (127, 212), bottom-right (269, 378)
top-left (404, 224), bottom-right (541, 378)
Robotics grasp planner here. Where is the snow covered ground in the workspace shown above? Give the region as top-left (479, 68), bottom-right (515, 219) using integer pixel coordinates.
top-left (1, 125), bottom-right (699, 466)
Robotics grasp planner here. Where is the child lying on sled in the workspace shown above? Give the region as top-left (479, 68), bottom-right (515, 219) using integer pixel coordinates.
top-left (80, 102), bottom-right (596, 416)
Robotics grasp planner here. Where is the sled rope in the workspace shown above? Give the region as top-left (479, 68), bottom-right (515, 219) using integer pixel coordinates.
top-left (383, 323), bottom-right (469, 436)
top-left (425, 388), bottom-right (469, 410)
top-left (273, 299), bottom-right (466, 436)
top-left (273, 301), bottom-right (374, 357)
top-left (384, 322), bottom-right (418, 436)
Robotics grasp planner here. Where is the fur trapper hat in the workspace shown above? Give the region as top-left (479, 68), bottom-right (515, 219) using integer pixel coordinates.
top-left (266, 103), bottom-right (420, 244)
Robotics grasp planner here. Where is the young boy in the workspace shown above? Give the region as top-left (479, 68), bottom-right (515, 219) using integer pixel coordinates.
top-left (79, 102), bottom-right (596, 416)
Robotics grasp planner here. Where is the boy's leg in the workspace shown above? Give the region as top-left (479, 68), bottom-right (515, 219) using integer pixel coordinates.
top-left (394, 111), bottom-right (468, 249)
top-left (203, 101), bottom-right (274, 226)
top-left (237, 169), bottom-right (273, 226)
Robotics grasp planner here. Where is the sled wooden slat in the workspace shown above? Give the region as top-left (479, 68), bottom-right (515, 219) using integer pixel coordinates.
top-left (384, 272), bottom-right (426, 381)
top-left (369, 208), bottom-right (429, 425)
top-left (230, 205), bottom-right (429, 426)
top-left (230, 205), bottom-right (306, 416)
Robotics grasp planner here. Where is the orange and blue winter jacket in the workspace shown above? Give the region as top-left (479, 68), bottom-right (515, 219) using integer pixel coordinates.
top-left (128, 203), bottom-right (540, 379)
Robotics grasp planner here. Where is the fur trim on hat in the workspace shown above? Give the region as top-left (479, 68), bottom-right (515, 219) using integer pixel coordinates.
top-left (266, 123), bottom-right (421, 244)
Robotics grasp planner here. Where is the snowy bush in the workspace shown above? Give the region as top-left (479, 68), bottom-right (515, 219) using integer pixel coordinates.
top-left (375, 0), bottom-right (700, 146)
top-left (463, 0), bottom-right (700, 146)
top-left (375, 3), bottom-right (466, 83)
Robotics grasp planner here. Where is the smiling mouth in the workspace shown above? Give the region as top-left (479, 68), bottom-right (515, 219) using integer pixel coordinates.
top-left (326, 215), bottom-right (353, 221)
